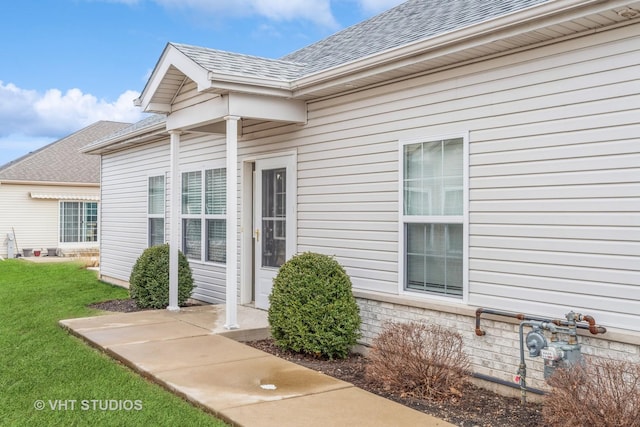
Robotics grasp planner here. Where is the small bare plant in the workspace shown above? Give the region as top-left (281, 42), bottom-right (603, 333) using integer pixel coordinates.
top-left (543, 356), bottom-right (640, 427)
top-left (365, 321), bottom-right (470, 400)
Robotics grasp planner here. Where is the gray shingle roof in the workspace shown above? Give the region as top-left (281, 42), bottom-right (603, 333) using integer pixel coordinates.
top-left (281, 0), bottom-right (550, 75)
top-left (170, 0), bottom-right (550, 82)
top-left (164, 0), bottom-right (551, 87)
top-left (90, 114), bottom-right (165, 145)
top-left (0, 121), bottom-right (131, 183)
top-left (171, 43), bottom-right (306, 81)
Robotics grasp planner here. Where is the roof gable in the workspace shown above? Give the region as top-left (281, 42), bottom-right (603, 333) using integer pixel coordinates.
top-left (0, 121), bottom-right (130, 184)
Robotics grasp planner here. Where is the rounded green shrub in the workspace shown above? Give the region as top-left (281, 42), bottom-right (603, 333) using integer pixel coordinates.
top-left (268, 252), bottom-right (361, 359)
top-left (129, 244), bottom-right (194, 309)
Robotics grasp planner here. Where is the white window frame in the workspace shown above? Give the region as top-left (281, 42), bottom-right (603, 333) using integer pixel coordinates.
top-left (59, 200), bottom-right (99, 244)
top-left (398, 132), bottom-right (469, 303)
top-left (181, 163), bottom-right (227, 265)
top-left (147, 173), bottom-right (166, 247)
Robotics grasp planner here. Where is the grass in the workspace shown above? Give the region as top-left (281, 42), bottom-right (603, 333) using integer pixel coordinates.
top-left (0, 259), bottom-right (227, 426)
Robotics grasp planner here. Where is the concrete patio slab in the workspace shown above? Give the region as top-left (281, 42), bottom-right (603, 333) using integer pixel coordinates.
top-left (223, 386), bottom-right (452, 427)
top-left (60, 309), bottom-right (177, 331)
top-left (77, 320), bottom-right (209, 348)
top-left (154, 354), bottom-right (352, 410)
top-left (109, 335), bottom-right (267, 373)
top-left (61, 305), bottom-right (455, 427)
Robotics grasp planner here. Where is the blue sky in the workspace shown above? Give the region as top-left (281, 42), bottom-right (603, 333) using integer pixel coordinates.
top-left (0, 0), bottom-right (404, 167)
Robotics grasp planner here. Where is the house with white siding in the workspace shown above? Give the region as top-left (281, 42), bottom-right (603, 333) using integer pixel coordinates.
top-left (0, 121), bottom-right (130, 259)
top-left (84, 0), bottom-right (640, 394)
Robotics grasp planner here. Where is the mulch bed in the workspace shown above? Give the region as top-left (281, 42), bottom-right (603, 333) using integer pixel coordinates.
top-left (89, 298), bottom-right (143, 313)
top-left (247, 339), bottom-right (545, 427)
top-left (92, 299), bottom-right (545, 426)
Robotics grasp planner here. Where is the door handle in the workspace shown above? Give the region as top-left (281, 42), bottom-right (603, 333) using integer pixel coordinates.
top-left (255, 228), bottom-right (260, 242)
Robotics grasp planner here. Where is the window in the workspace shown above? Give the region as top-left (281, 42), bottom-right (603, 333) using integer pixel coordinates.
top-left (401, 136), bottom-right (466, 298)
top-left (148, 175), bottom-right (165, 247)
top-left (60, 201), bottom-right (98, 243)
top-left (181, 167), bottom-right (226, 263)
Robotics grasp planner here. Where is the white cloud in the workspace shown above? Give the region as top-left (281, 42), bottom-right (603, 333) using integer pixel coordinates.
top-left (355, 0), bottom-right (406, 14)
top-left (93, 0), bottom-right (404, 30)
top-left (0, 81), bottom-right (144, 139)
top-left (146, 0), bottom-right (339, 28)
top-left (0, 81), bottom-right (145, 166)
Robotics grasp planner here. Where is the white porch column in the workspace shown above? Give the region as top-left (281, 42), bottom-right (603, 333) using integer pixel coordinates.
top-left (168, 130), bottom-right (181, 311)
top-left (225, 116), bottom-right (240, 329)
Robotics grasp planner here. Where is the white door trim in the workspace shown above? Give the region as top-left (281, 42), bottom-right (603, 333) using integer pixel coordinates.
top-left (240, 151), bottom-right (297, 307)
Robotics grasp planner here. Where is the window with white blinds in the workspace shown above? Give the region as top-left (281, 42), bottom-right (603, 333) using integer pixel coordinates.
top-left (401, 136), bottom-right (467, 298)
top-left (181, 167), bottom-right (226, 263)
top-left (59, 201), bottom-right (98, 243)
top-left (148, 175), bottom-right (165, 247)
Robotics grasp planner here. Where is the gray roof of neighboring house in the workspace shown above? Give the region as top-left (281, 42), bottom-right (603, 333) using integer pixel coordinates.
top-left (0, 121), bottom-right (131, 184)
top-left (89, 114), bottom-right (165, 145)
top-left (171, 0), bottom-right (550, 80)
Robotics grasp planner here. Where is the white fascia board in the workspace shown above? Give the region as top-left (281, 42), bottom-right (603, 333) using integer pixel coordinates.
top-left (145, 103), bottom-right (171, 114)
top-left (206, 72), bottom-right (294, 98)
top-left (290, 0), bottom-right (619, 96)
top-left (228, 93), bottom-right (306, 123)
top-left (165, 96), bottom-right (229, 131)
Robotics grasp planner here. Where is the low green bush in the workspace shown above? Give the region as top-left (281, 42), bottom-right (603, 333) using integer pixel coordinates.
top-left (129, 244), bottom-right (194, 309)
top-left (268, 252), bottom-right (361, 359)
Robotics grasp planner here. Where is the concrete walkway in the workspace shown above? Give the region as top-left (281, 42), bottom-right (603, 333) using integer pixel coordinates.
top-left (60, 305), bottom-right (453, 427)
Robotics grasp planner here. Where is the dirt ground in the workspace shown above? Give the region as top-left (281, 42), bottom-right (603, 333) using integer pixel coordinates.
top-left (90, 299), bottom-right (545, 426)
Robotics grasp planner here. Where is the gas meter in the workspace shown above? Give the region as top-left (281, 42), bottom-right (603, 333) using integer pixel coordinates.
top-left (524, 314), bottom-right (584, 379)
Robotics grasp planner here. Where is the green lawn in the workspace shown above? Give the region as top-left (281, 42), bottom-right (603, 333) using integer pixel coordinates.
top-left (0, 259), bottom-right (227, 426)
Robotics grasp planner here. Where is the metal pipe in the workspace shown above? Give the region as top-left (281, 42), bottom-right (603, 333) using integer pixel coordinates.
top-left (471, 373), bottom-right (546, 395)
top-left (475, 308), bottom-right (606, 337)
top-left (475, 308), bottom-right (525, 336)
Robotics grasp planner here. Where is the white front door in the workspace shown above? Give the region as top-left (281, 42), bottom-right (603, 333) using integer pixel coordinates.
top-left (254, 155), bottom-right (296, 309)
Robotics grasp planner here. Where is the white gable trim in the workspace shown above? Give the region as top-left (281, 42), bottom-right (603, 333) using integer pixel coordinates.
top-left (137, 45), bottom-right (211, 113)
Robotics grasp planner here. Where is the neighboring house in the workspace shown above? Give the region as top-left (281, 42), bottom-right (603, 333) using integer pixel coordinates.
top-left (83, 0), bottom-right (639, 394)
top-left (0, 121), bottom-right (130, 259)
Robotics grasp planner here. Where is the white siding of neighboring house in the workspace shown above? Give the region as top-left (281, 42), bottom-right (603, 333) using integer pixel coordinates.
top-left (100, 134), bottom-right (228, 303)
top-left (237, 23), bottom-right (639, 332)
top-left (0, 183), bottom-right (99, 258)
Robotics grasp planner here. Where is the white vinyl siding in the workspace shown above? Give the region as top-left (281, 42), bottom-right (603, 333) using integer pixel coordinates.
top-left (0, 184), bottom-right (99, 258)
top-left (99, 134), bottom-right (228, 304)
top-left (97, 23), bottom-right (639, 331)
top-left (239, 24), bottom-right (639, 331)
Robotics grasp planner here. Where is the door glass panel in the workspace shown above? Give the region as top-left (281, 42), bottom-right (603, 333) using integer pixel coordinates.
top-left (262, 168), bottom-right (286, 268)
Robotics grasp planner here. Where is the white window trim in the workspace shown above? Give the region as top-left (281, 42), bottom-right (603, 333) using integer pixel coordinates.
top-left (147, 173), bottom-right (167, 247)
top-left (181, 162), bottom-right (227, 265)
top-left (58, 200), bottom-right (100, 246)
top-left (398, 132), bottom-right (469, 304)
